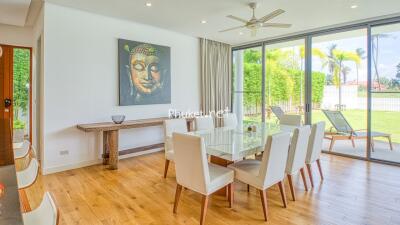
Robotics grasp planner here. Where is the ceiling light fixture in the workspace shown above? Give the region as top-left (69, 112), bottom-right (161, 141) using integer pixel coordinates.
top-left (351, 5), bottom-right (358, 9)
top-left (201, 20), bottom-right (207, 24)
top-left (145, 2), bottom-right (152, 7)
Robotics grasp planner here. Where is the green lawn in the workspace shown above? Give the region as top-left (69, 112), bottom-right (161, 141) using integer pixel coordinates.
top-left (244, 109), bottom-right (400, 143)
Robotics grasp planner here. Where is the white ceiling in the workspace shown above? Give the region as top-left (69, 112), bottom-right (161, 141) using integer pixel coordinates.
top-left (0, 0), bottom-right (42, 27)
top-left (47, 0), bottom-right (400, 45)
top-left (0, 0), bottom-right (31, 26)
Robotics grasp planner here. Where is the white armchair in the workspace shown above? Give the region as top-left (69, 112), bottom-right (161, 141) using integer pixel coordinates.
top-left (305, 122), bottom-right (326, 187)
top-left (195, 116), bottom-right (214, 131)
top-left (14, 140), bottom-right (31, 159)
top-left (163, 118), bottom-right (188, 178)
top-left (228, 132), bottom-right (291, 221)
top-left (23, 192), bottom-right (59, 225)
top-left (172, 133), bottom-right (234, 225)
top-left (223, 113), bottom-right (237, 128)
top-left (280, 115), bottom-right (302, 126)
top-left (285, 125), bottom-right (311, 201)
top-left (17, 158), bottom-right (39, 189)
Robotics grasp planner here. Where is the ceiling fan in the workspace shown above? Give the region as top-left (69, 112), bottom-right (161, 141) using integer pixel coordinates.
top-left (220, 2), bottom-right (291, 37)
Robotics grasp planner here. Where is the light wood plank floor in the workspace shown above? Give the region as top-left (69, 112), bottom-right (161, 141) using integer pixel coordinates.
top-left (23, 152), bottom-right (400, 225)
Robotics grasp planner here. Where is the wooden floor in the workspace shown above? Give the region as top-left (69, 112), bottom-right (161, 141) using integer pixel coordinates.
top-left (23, 152), bottom-right (400, 225)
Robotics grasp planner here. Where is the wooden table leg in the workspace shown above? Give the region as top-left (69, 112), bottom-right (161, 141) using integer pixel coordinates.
top-left (102, 131), bottom-right (109, 165)
top-left (209, 156), bottom-right (233, 196)
top-left (107, 130), bottom-right (119, 170)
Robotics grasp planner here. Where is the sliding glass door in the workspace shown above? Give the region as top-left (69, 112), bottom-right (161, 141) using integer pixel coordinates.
top-left (370, 23), bottom-right (400, 163)
top-left (311, 29), bottom-right (368, 158)
top-left (264, 39), bottom-right (305, 123)
top-left (231, 18), bottom-right (400, 166)
top-left (232, 46), bottom-right (263, 123)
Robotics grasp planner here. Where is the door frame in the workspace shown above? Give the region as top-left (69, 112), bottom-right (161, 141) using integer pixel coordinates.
top-left (0, 44), bottom-right (33, 143)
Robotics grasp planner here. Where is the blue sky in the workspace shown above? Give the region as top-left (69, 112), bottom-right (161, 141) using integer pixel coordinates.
top-left (312, 30), bottom-right (400, 82)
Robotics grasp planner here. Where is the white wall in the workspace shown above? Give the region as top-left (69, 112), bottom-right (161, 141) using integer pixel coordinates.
top-left (31, 5), bottom-right (44, 164)
top-left (0, 24), bottom-right (33, 47)
top-left (42, 3), bottom-right (200, 173)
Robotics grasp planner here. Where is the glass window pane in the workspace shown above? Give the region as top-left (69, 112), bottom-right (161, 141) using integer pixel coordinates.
top-left (371, 23), bottom-right (400, 163)
top-left (264, 39), bottom-right (305, 123)
top-left (311, 29), bottom-right (368, 157)
top-left (13, 48), bottom-right (30, 144)
top-left (233, 46), bottom-right (263, 123)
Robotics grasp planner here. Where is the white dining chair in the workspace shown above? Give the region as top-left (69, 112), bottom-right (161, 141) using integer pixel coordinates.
top-left (305, 121), bottom-right (326, 187)
top-left (285, 125), bottom-right (311, 201)
top-left (228, 132), bottom-right (291, 221)
top-left (17, 158), bottom-right (39, 189)
top-left (172, 133), bottom-right (234, 225)
top-left (23, 192), bottom-right (59, 225)
top-left (280, 115), bottom-right (302, 126)
top-left (223, 113), bottom-right (237, 128)
top-left (195, 116), bottom-right (214, 131)
top-left (163, 118), bottom-right (188, 178)
top-left (14, 140), bottom-right (31, 159)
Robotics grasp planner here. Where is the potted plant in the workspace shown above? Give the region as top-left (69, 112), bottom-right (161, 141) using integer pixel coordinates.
top-left (13, 120), bottom-right (25, 143)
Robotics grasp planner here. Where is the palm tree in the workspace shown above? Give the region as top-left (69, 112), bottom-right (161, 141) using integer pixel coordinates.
top-left (330, 49), bottom-right (361, 110)
top-left (327, 44), bottom-right (337, 75)
top-left (372, 34), bottom-right (390, 90)
top-left (297, 46), bottom-right (326, 107)
top-left (355, 48), bottom-right (366, 84)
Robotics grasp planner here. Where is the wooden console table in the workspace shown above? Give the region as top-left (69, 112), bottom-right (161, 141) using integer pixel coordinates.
top-left (77, 117), bottom-right (193, 170)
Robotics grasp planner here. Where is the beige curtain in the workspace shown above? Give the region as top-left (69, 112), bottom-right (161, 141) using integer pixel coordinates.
top-left (200, 38), bottom-right (232, 127)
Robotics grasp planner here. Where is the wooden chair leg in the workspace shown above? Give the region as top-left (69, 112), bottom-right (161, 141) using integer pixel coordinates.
top-left (387, 136), bottom-right (394, 150)
top-left (228, 183), bottom-right (234, 208)
top-left (328, 138), bottom-right (336, 152)
top-left (300, 168), bottom-right (308, 191)
top-left (259, 189), bottom-right (268, 221)
top-left (277, 181), bottom-right (287, 208)
top-left (306, 163), bottom-right (314, 188)
top-left (316, 159), bottom-right (324, 180)
top-left (163, 159), bottom-right (170, 178)
top-left (247, 184), bottom-right (250, 192)
top-left (200, 195), bottom-right (209, 225)
top-left (287, 174), bottom-right (296, 201)
top-left (173, 184), bottom-right (183, 213)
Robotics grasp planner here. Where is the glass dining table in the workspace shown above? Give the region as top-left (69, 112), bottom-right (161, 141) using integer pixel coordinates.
top-left (187, 122), bottom-right (297, 162)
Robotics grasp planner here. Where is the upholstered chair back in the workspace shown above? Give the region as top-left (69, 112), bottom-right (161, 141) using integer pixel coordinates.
top-left (306, 122), bottom-right (326, 164)
top-left (173, 133), bottom-right (210, 195)
top-left (286, 125), bottom-right (311, 175)
top-left (223, 113), bottom-right (238, 128)
top-left (280, 115), bottom-right (302, 126)
top-left (163, 118), bottom-right (188, 152)
top-left (258, 132), bottom-right (291, 188)
top-left (195, 116), bottom-right (215, 131)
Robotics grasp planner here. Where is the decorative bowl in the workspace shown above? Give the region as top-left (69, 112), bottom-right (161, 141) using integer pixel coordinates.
top-left (111, 115), bottom-right (125, 124)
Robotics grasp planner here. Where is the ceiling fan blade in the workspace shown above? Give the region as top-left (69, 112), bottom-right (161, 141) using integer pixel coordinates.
top-left (227, 15), bottom-right (248, 24)
top-left (219, 25), bottom-right (246, 33)
top-left (262, 23), bottom-right (292, 28)
top-left (259, 9), bottom-right (285, 22)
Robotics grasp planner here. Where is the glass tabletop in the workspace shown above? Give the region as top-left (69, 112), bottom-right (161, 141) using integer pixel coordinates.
top-left (188, 122), bottom-right (297, 161)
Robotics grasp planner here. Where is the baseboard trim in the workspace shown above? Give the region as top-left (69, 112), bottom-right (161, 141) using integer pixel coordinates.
top-left (42, 148), bottom-right (164, 174)
top-left (42, 159), bottom-right (103, 175)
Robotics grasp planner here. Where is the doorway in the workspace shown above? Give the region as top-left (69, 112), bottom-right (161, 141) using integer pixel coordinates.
top-left (0, 44), bottom-right (32, 166)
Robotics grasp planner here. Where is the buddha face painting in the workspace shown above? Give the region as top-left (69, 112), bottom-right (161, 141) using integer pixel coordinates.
top-left (130, 44), bottom-right (161, 94)
top-left (119, 39), bottom-right (171, 106)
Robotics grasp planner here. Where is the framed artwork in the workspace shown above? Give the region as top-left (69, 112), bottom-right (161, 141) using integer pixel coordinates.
top-left (118, 39), bottom-right (171, 106)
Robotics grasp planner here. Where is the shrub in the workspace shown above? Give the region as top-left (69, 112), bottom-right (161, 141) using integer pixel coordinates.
top-left (13, 120), bottom-right (25, 129)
